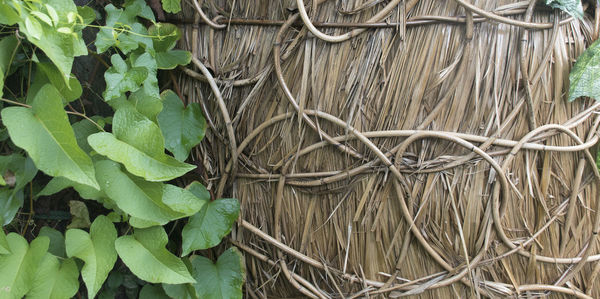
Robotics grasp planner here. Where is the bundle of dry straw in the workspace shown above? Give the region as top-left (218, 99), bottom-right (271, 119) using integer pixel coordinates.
top-left (173, 0), bottom-right (600, 297)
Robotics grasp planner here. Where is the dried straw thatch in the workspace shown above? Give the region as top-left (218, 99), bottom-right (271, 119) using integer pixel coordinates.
top-left (173, 0), bottom-right (600, 297)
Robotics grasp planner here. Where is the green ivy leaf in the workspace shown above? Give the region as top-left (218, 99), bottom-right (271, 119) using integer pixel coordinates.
top-left (24, 16), bottom-right (43, 40)
top-left (546, 0), bottom-right (583, 20)
top-left (77, 6), bottom-right (97, 25)
top-left (95, 160), bottom-right (204, 227)
top-left (0, 36), bottom-right (19, 99)
top-left (95, 0), bottom-right (154, 54)
top-left (89, 132), bottom-right (196, 181)
top-left (0, 234), bottom-right (49, 299)
top-left (2, 84), bottom-right (99, 190)
top-left (189, 248), bottom-right (245, 299)
top-left (162, 283), bottom-right (198, 299)
top-left (38, 227), bottom-right (66, 258)
top-left (115, 226), bottom-right (196, 284)
top-left (140, 284), bottom-right (170, 299)
top-left (36, 62), bottom-right (83, 103)
top-left (17, 0), bottom-right (87, 82)
top-left (156, 50), bottom-right (192, 70)
top-left (149, 23), bottom-right (181, 52)
top-left (124, 0), bottom-right (156, 21)
top-left (91, 105), bottom-right (195, 180)
top-left (158, 91), bottom-right (206, 161)
top-left (103, 54), bottom-right (148, 101)
top-left (129, 89), bottom-right (163, 121)
top-left (72, 117), bottom-right (103, 154)
top-left (0, 223), bottom-right (9, 254)
top-left (569, 39), bottom-right (600, 102)
top-left (114, 105), bottom-right (164, 156)
top-left (130, 52), bottom-right (160, 99)
top-left (181, 183), bottom-right (239, 256)
top-left (0, 188), bottom-right (23, 227)
top-left (27, 257), bottom-right (79, 299)
top-left (65, 215), bottom-right (117, 299)
top-left (0, 2), bottom-right (19, 25)
top-left (161, 0), bottom-right (181, 13)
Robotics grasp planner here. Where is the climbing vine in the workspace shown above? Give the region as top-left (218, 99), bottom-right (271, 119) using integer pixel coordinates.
top-left (0, 0), bottom-right (243, 298)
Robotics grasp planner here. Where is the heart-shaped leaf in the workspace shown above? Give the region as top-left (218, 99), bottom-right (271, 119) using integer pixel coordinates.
top-left (158, 91), bottom-right (206, 161)
top-left (65, 215), bottom-right (117, 299)
top-left (149, 23), bottom-right (181, 52)
top-left (128, 89), bottom-right (163, 121)
top-left (189, 247), bottom-right (245, 299)
top-left (115, 226), bottom-right (196, 284)
top-left (569, 39), bottom-right (600, 102)
top-left (156, 50), bottom-right (191, 70)
top-left (160, 0), bottom-right (181, 13)
top-left (0, 234), bottom-right (49, 299)
top-left (27, 256), bottom-right (79, 299)
top-left (181, 182), bottom-right (239, 256)
top-left (103, 54), bottom-right (148, 101)
top-left (89, 106), bottom-right (195, 181)
top-left (95, 0), bottom-right (154, 54)
top-left (2, 84), bottom-right (99, 190)
top-left (95, 160), bottom-right (204, 227)
top-left (88, 132), bottom-right (195, 182)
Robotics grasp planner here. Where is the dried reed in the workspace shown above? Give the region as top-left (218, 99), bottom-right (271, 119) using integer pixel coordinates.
top-left (174, 0), bottom-right (600, 297)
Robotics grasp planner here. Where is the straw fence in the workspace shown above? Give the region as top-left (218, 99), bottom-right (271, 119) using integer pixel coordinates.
top-left (173, 0), bottom-right (600, 297)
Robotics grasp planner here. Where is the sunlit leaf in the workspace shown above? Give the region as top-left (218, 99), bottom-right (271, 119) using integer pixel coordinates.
top-left (95, 160), bottom-right (203, 227)
top-left (2, 84), bottom-right (99, 190)
top-left (65, 215), bottom-right (117, 299)
top-left (0, 234), bottom-right (49, 299)
top-left (115, 226), bottom-right (195, 284)
top-left (27, 257), bottom-right (79, 299)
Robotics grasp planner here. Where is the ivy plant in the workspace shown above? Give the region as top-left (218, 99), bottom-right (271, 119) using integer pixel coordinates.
top-left (0, 0), bottom-right (244, 298)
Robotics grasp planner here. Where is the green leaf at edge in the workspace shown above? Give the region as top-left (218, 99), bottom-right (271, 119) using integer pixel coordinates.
top-left (189, 247), bottom-right (245, 299)
top-left (65, 215), bottom-right (117, 299)
top-left (115, 226), bottom-right (196, 284)
top-left (1, 84), bottom-right (99, 190)
top-left (569, 39), bottom-right (600, 102)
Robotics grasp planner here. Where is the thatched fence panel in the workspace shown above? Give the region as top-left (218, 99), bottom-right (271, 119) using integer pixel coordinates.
top-left (174, 0), bottom-right (600, 297)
